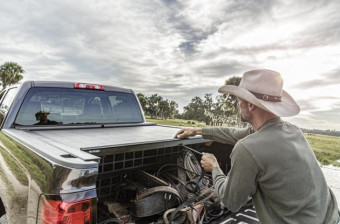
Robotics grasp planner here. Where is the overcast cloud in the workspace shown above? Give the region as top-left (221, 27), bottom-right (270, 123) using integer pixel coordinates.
top-left (1, 0), bottom-right (340, 130)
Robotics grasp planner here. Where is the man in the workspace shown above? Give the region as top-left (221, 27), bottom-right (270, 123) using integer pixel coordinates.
top-left (34, 111), bottom-right (61, 125)
top-left (175, 69), bottom-right (340, 224)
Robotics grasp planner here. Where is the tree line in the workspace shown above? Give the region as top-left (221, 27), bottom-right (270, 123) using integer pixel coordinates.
top-left (182, 77), bottom-right (243, 127)
top-left (137, 76), bottom-right (245, 127)
top-left (302, 128), bottom-right (340, 137)
top-left (137, 93), bottom-right (179, 120)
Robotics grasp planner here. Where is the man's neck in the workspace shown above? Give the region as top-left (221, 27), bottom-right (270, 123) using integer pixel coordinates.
top-left (251, 113), bottom-right (277, 131)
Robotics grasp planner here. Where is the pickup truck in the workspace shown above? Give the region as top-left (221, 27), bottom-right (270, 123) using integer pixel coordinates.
top-left (0, 81), bottom-right (259, 224)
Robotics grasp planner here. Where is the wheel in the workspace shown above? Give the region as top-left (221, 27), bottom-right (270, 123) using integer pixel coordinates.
top-left (0, 214), bottom-right (7, 224)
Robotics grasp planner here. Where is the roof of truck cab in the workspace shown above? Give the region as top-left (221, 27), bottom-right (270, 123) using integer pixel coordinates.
top-left (25, 80), bottom-right (134, 93)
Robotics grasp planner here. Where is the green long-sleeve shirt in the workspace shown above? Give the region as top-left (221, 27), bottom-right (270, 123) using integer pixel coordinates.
top-left (202, 117), bottom-right (340, 224)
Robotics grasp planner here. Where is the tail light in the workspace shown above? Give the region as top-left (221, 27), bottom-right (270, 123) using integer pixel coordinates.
top-left (40, 198), bottom-right (96, 224)
top-left (74, 83), bottom-right (104, 91)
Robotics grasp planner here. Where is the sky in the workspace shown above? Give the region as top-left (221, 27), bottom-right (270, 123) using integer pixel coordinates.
top-left (1, 0), bottom-right (340, 130)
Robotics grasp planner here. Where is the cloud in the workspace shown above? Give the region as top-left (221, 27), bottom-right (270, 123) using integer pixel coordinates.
top-left (292, 67), bottom-right (340, 89)
top-left (1, 0), bottom-right (340, 129)
top-left (290, 101), bottom-right (340, 130)
top-left (310, 104), bottom-right (340, 121)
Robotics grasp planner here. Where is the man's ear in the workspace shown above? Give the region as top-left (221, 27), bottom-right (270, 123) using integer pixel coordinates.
top-left (248, 103), bottom-right (257, 112)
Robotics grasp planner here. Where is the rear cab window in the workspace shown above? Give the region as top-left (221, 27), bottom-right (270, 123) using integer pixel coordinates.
top-left (14, 87), bottom-right (144, 126)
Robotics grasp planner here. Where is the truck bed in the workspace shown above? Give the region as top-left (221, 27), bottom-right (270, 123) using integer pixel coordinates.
top-left (25, 124), bottom-right (199, 150)
top-left (4, 124), bottom-right (208, 168)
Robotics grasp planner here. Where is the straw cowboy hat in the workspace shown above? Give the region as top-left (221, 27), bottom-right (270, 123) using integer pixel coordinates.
top-left (218, 69), bottom-right (300, 117)
top-left (35, 110), bottom-right (50, 119)
top-left (35, 110), bottom-right (50, 116)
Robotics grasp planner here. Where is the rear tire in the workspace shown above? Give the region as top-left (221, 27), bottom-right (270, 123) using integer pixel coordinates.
top-left (0, 214), bottom-right (7, 224)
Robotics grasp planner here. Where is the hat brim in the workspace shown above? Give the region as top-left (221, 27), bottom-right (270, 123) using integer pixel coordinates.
top-left (218, 85), bottom-right (300, 117)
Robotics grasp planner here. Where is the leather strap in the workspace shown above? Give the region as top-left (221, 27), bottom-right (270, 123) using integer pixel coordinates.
top-left (135, 170), bottom-right (168, 187)
top-left (170, 170), bottom-right (207, 224)
top-left (136, 186), bottom-right (183, 202)
top-left (250, 91), bottom-right (282, 102)
top-left (132, 186), bottom-right (182, 218)
top-left (132, 191), bottom-right (179, 217)
top-left (169, 196), bottom-right (198, 224)
top-left (186, 170), bottom-right (206, 194)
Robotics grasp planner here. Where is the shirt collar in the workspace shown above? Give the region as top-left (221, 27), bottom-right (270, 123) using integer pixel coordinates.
top-left (257, 117), bottom-right (282, 131)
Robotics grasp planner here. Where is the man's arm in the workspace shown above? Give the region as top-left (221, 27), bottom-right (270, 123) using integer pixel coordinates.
top-left (175, 126), bottom-right (254, 145)
top-left (200, 141), bottom-right (258, 212)
top-left (212, 143), bottom-right (258, 212)
top-left (202, 126), bottom-right (253, 145)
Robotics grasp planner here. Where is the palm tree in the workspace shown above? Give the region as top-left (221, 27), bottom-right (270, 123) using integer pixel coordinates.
top-left (0, 62), bottom-right (25, 90)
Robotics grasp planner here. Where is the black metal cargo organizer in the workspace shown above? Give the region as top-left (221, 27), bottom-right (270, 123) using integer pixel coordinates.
top-left (96, 143), bottom-right (259, 224)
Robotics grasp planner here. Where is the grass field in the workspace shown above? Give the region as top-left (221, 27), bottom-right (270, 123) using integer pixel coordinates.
top-left (305, 134), bottom-right (340, 166)
top-left (147, 118), bottom-right (340, 167)
top-left (146, 118), bottom-right (207, 127)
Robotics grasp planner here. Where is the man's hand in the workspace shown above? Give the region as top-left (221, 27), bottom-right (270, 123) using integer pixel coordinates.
top-left (174, 127), bottom-right (202, 139)
top-left (200, 153), bottom-right (219, 172)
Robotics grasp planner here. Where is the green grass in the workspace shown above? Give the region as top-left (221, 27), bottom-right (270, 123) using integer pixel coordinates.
top-left (147, 117), bottom-right (207, 127)
top-left (0, 146), bottom-right (29, 185)
top-left (147, 118), bottom-right (340, 167)
top-left (305, 134), bottom-right (340, 167)
top-left (0, 133), bottom-right (53, 190)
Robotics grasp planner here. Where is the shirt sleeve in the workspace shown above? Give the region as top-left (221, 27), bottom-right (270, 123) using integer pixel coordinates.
top-left (202, 126), bottom-right (254, 145)
top-left (212, 142), bottom-right (258, 212)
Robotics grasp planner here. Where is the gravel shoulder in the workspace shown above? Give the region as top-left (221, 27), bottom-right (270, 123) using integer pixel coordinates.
top-left (321, 165), bottom-right (340, 210)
